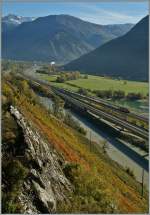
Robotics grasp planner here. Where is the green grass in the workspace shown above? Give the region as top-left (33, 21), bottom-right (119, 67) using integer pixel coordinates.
top-left (40, 74), bottom-right (148, 96)
top-left (39, 74), bottom-right (78, 91)
top-left (40, 74), bottom-right (57, 82)
top-left (67, 75), bottom-right (148, 95)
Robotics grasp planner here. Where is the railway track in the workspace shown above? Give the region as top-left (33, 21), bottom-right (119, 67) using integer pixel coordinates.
top-left (58, 88), bottom-right (148, 123)
top-left (53, 88), bottom-right (148, 140)
top-left (21, 73), bottom-right (149, 140)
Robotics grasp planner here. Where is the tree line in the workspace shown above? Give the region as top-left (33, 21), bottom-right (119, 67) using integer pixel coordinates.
top-left (92, 89), bottom-right (147, 100)
top-left (56, 72), bottom-right (88, 83)
top-left (77, 87), bottom-right (147, 101)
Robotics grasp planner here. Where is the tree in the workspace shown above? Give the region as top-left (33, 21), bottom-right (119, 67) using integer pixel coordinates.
top-left (84, 74), bottom-right (88, 79)
top-left (56, 75), bottom-right (66, 83)
top-left (78, 88), bottom-right (88, 96)
top-left (113, 90), bottom-right (125, 99)
top-left (52, 97), bottom-right (64, 118)
top-left (64, 111), bottom-right (86, 135)
top-left (101, 140), bottom-right (109, 154)
top-left (126, 92), bottom-right (143, 100)
top-left (56, 72), bottom-right (81, 83)
top-left (95, 90), bottom-right (113, 99)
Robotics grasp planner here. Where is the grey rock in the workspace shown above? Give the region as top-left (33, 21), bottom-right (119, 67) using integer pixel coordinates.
top-left (32, 181), bottom-right (56, 213)
top-left (10, 106), bottom-right (72, 214)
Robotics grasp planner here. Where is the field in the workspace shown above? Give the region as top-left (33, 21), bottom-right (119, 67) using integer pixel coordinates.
top-left (40, 74), bottom-right (148, 96)
top-left (39, 74), bottom-right (78, 91)
top-left (68, 76), bottom-right (148, 95)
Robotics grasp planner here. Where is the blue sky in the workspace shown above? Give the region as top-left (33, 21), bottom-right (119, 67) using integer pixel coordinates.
top-left (2, 1), bottom-right (149, 24)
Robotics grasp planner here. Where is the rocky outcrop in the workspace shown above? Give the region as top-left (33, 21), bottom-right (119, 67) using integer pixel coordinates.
top-left (10, 106), bottom-right (72, 214)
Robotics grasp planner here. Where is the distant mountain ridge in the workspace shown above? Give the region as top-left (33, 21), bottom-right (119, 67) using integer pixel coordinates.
top-left (64, 15), bottom-right (149, 81)
top-left (2, 14), bottom-right (36, 32)
top-left (2, 14), bottom-right (133, 64)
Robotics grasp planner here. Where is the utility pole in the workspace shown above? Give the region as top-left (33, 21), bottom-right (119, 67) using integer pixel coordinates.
top-left (141, 168), bottom-right (144, 197)
top-left (141, 153), bottom-right (148, 198)
top-left (49, 102), bottom-right (51, 113)
top-left (89, 130), bottom-right (92, 151)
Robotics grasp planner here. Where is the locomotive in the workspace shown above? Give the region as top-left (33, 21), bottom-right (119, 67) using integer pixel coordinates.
top-left (118, 106), bottom-right (130, 113)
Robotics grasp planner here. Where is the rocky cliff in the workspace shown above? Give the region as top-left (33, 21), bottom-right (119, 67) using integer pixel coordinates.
top-left (10, 106), bottom-right (72, 213)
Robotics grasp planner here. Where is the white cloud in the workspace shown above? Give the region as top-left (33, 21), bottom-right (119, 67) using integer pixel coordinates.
top-left (75, 4), bottom-right (147, 24)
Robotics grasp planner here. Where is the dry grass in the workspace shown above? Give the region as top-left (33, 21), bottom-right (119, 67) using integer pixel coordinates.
top-left (18, 98), bottom-right (148, 213)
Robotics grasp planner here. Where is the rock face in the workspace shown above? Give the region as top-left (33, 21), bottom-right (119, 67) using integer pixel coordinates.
top-left (10, 106), bottom-right (72, 214)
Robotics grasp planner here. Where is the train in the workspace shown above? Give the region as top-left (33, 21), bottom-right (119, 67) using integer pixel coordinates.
top-left (118, 107), bottom-right (130, 113)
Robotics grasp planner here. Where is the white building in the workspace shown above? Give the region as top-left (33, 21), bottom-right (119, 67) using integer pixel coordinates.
top-left (50, 61), bottom-right (55, 65)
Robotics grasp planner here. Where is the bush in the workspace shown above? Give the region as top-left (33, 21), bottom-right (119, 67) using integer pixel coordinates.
top-left (56, 71), bottom-right (81, 83)
top-left (78, 88), bottom-right (88, 96)
top-left (94, 90), bottom-right (113, 99)
top-left (4, 160), bottom-right (28, 191)
top-left (56, 75), bottom-right (66, 83)
top-left (113, 90), bottom-right (125, 99)
top-left (126, 92), bottom-right (143, 100)
top-left (63, 162), bottom-right (79, 182)
top-left (2, 160), bottom-right (28, 213)
top-left (36, 69), bottom-right (48, 74)
top-left (59, 165), bottom-right (118, 213)
top-left (2, 192), bottom-right (22, 214)
top-left (125, 167), bottom-right (135, 178)
top-left (64, 112), bottom-right (86, 135)
top-left (83, 74), bottom-right (88, 79)
top-left (52, 96), bottom-right (64, 118)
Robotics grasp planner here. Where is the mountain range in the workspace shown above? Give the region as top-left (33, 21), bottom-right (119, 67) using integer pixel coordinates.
top-left (2, 14), bottom-right (35, 32)
top-left (64, 16), bottom-right (149, 81)
top-left (2, 14), bottom-right (133, 64)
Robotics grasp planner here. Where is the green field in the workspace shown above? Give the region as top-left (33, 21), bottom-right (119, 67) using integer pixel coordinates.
top-left (39, 74), bottom-right (78, 91)
top-left (68, 75), bottom-right (148, 95)
top-left (40, 74), bottom-right (148, 96)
